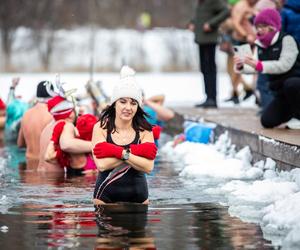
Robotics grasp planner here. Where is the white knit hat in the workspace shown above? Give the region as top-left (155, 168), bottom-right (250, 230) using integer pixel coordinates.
top-left (110, 66), bottom-right (143, 106)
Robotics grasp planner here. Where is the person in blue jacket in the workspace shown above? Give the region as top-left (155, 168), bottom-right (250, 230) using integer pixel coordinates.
top-left (281, 0), bottom-right (300, 43)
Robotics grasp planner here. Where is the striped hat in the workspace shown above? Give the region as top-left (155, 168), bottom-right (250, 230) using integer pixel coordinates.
top-left (47, 95), bottom-right (74, 121)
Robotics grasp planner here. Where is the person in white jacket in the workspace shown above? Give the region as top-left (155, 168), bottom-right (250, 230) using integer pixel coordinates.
top-left (234, 8), bottom-right (300, 128)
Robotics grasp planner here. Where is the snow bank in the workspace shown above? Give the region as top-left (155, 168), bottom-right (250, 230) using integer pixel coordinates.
top-left (161, 132), bottom-right (300, 248)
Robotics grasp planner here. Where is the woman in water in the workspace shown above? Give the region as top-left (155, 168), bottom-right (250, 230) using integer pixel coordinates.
top-left (92, 66), bottom-right (157, 205)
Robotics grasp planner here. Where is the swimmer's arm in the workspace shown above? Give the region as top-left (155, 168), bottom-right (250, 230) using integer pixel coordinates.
top-left (59, 122), bottom-right (92, 153)
top-left (91, 122), bottom-right (123, 172)
top-left (93, 157), bottom-right (123, 172)
top-left (17, 123), bottom-right (26, 148)
top-left (44, 141), bottom-right (58, 164)
top-left (144, 99), bottom-right (174, 122)
top-left (125, 130), bottom-right (155, 174)
top-left (147, 94), bottom-right (165, 105)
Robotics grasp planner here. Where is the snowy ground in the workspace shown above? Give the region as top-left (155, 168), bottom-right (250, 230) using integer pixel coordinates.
top-left (161, 132), bottom-right (300, 250)
top-left (3, 71), bottom-right (298, 248)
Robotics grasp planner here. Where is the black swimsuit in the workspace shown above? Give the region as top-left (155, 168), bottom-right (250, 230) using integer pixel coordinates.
top-left (93, 131), bottom-right (148, 203)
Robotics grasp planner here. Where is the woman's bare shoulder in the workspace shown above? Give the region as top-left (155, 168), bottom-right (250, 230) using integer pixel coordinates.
top-left (93, 121), bottom-right (107, 137)
top-left (139, 129), bottom-right (154, 142)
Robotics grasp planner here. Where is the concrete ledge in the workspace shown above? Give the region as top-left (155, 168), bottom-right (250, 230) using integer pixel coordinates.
top-left (167, 107), bottom-right (300, 170)
top-left (214, 125), bottom-right (300, 170)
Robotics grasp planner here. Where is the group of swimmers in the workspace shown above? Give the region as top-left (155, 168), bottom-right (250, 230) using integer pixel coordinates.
top-left (0, 66), bottom-right (175, 205)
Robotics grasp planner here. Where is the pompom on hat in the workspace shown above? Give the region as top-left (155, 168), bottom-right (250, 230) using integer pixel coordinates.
top-left (47, 95), bottom-right (74, 121)
top-left (110, 66), bottom-right (143, 106)
top-left (254, 8), bottom-right (282, 31)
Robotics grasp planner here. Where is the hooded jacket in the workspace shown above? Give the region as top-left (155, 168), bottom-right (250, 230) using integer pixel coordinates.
top-left (281, 0), bottom-right (300, 43)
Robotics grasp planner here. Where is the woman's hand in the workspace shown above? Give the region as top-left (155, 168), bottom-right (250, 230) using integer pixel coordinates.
top-left (93, 142), bottom-right (123, 159)
top-left (233, 55), bottom-right (244, 70)
top-left (243, 55), bottom-right (258, 68)
top-left (44, 141), bottom-right (58, 164)
top-left (203, 22), bottom-right (212, 32)
top-left (130, 142), bottom-right (157, 160)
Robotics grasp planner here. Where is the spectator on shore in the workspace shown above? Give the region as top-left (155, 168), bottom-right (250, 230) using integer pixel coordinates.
top-left (39, 92), bottom-right (92, 172)
top-left (254, 1), bottom-right (284, 110)
top-left (231, 0), bottom-right (259, 101)
top-left (220, 0), bottom-right (253, 104)
top-left (189, 0), bottom-right (230, 108)
top-left (17, 81), bottom-right (53, 165)
top-left (234, 8), bottom-right (300, 128)
top-left (232, 0), bottom-right (258, 44)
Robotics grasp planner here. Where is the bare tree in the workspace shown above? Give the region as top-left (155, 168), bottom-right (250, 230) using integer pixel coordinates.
top-left (0, 0), bottom-right (30, 71)
top-left (0, 0), bottom-right (196, 72)
top-left (30, 0), bottom-right (65, 71)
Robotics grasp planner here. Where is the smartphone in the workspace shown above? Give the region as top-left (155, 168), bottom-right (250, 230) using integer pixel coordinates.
top-left (233, 44), bottom-right (252, 58)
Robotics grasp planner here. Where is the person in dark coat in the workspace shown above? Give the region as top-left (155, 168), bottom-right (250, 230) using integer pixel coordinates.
top-left (281, 0), bottom-right (300, 43)
top-left (189, 0), bottom-right (230, 108)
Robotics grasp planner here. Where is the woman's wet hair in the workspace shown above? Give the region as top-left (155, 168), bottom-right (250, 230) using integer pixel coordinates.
top-left (99, 99), bottom-right (152, 133)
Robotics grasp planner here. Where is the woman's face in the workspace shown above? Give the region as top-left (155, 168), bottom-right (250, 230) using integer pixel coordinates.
top-left (115, 97), bottom-right (138, 121)
top-left (255, 24), bottom-right (274, 36)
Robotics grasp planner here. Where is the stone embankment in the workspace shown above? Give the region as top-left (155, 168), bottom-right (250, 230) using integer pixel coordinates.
top-left (167, 107), bottom-right (300, 169)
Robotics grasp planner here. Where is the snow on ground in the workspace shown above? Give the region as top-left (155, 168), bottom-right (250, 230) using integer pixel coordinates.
top-left (1, 28), bottom-right (297, 248)
top-left (3, 71), bottom-right (297, 247)
top-left (161, 132), bottom-right (300, 249)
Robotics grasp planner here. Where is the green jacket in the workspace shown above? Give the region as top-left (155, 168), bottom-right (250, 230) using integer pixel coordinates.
top-left (192, 0), bottom-right (229, 44)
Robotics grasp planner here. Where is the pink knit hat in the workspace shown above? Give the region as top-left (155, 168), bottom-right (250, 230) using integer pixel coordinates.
top-left (254, 8), bottom-right (282, 31)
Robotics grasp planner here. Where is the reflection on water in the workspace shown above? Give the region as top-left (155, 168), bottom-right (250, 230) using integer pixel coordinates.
top-left (0, 203), bottom-right (274, 250)
top-left (95, 203), bottom-right (155, 249)
top-left (0, 145), bottom-right (275, 249)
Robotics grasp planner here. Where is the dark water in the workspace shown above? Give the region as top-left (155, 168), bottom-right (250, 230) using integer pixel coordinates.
top-left (0, 145), bottom-right (274, 250)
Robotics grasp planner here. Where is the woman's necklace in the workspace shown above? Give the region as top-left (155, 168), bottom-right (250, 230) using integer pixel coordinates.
top-left (114, 129), bottom-right (135, 143)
